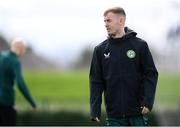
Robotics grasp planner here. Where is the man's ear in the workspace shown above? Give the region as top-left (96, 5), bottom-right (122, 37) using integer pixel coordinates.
top-left (119, 16), bottom-right (125, 26)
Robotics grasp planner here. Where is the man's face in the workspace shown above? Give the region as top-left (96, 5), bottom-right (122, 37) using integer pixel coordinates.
top-left (12, 42), bottom-right (26, 56)
top-left (20, 45), bottom-right (26, 56)
top-left (104, 12), bottom-right (123, 37)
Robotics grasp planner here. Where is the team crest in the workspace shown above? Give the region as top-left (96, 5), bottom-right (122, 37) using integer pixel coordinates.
top-left (127, 50), bottom-right (136, 58)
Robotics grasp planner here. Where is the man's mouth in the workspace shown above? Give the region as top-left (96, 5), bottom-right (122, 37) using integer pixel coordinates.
top-left (106, 28), bottom-right (111, 32)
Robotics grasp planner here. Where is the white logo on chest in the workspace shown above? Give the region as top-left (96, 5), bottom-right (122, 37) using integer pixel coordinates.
top-left (104, 52), bottom-right (110, 59)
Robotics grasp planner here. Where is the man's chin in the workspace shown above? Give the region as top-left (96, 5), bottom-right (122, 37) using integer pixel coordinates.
top-left (108, 33), bottom-right (116, 38)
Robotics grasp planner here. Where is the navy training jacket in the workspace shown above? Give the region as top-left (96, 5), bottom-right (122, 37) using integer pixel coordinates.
top-left (89, 27), bottom-right (158, 118)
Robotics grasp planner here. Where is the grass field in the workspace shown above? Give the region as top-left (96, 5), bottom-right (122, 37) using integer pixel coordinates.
top-left (154, 73), bottom-right (180, 111)
top-left (16, 71), bottom-right (90, 111)
top-left (15, 71), bottom-right (180, 112)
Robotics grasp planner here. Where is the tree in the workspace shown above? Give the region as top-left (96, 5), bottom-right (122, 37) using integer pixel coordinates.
top-left (73, 46), bottom-right (93, 69)
top-left (0, 35), bottom-right (9, 51)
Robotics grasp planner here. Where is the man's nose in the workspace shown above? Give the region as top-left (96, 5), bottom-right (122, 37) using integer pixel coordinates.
top-left (105, 23), bottom-right (108, 28)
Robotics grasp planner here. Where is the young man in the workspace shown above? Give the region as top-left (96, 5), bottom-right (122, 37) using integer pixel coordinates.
top-left (0, 38), bottom-right (36, 125)
top-left (89, 7), bottom-right (158, 126)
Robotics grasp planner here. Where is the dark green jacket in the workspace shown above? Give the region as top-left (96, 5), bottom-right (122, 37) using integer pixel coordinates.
top-left (0, 51), bottom-right (36, 108)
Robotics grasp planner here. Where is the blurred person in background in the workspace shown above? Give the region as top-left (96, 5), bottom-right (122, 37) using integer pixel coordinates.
top-left (0, 38), bottom-right (36, 125)
top-left (89, 7), bottom-right (158, 126)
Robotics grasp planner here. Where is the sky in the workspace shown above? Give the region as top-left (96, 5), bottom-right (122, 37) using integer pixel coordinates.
top-left (0, 0), bottom-right (180, 66)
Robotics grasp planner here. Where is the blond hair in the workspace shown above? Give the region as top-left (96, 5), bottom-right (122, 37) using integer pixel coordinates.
top-left (104, 7), bottom-right (126, 17)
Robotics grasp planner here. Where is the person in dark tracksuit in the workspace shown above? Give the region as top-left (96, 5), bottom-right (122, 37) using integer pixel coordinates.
top-left (0, 38), bottom-right (36, 126)
top-left (89, 7), bottom-right (158, 126)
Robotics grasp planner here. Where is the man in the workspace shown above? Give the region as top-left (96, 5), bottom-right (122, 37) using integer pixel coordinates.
top-left (0, 38), bottom-right (36, 125)
top-left (89, 7), bottom-right (158, 126)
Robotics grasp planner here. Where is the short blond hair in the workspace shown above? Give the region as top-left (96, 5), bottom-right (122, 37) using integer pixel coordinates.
top-left (10, 37), bottom-right (27, 56)
top-left (11, 37), bottom-right (27, 47)
top-left (104, 7), bottom-right (126, 17)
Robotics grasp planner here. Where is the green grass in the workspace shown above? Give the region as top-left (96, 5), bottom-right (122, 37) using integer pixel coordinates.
top-left (25, 71), bottom-right (89, 101)
top-left (15, 71), bottom-right (180, 111)
top-left (154, 73), bottom-right (180, 110)
top-left (16, 71), bottom-right (90, 111)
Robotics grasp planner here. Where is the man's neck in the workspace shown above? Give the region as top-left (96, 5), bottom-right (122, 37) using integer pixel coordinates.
top-left (112, 28), bottom-right (125, 38)
top-left (11, 49), bottom-right (20, 57)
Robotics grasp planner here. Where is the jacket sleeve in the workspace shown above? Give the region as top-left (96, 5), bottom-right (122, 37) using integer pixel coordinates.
top-left (89, 47), bottom-right (104, 119)
top-left (13, 61), bottom-right (36, 108)
top-left (140, 42), bottom-right (158, 111)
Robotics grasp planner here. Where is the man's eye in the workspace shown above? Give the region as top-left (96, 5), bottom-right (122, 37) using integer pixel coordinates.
top-left (104, 19), bottom-right (111, 23)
